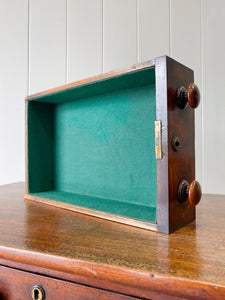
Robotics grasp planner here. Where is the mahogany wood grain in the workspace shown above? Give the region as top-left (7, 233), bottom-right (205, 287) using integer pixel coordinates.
top-left (0, 183), bottom-right (225, 299)
top-left (0, 265), bottom-right (141, 300)
top-left (24, 193), bottom-right (157, 232)
top-left (166, 57), bottom-right (196, 233)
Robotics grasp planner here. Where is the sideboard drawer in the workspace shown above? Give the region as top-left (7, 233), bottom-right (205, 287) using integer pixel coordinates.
top-left (0, 265), bottom-right (140, 300)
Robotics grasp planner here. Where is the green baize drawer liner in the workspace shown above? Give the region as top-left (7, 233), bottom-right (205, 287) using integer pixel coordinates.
top-left (27, 67), bottom-right (157, 223)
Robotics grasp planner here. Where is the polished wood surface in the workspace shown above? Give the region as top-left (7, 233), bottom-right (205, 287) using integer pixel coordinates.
top-left (0, 183), bottom-right (225, 299)
top-left (0, 266), bottom-right (140, 300)
top-left (24, 193), bottom-right (157, 232)
top-left (166, 57), bottom-right (196, 233)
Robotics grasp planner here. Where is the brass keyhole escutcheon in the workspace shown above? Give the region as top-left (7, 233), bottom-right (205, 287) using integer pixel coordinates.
top-left (31, 285), bottom-right (45, 300)
top-left (172, 136), bottom-right (181, 151)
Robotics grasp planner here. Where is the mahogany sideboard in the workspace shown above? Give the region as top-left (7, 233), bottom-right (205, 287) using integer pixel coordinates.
top-left (0, 183), bottom-right (225, 299)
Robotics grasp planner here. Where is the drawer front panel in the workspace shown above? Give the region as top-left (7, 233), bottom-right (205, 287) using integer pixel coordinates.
top-left (0, 265), bottom-right (140, 300)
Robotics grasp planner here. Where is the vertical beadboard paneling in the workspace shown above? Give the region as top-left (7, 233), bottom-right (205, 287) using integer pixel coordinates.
top-left (1, 0), bottom-right (225, 195)
top-left (138, 0), bottom-right (170, 62)
top-left (0, 0), bottom-right (28, 185)
top-left (202, 0), bottom-right (225, 194)
top-left (103, 0), bottom-right (137, 72)
top-left (29, 0), bottom-right (66, 94)
top-left (171, 0), bottom-right (202, 184)
top-left (67, 0), bottom-right (102, 82)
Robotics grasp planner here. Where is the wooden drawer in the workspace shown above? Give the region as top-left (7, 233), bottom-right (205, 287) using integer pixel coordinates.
top-left (25, 56), bottom-right (202, 234)
top-left (0, 265), bottom-right (141, 300)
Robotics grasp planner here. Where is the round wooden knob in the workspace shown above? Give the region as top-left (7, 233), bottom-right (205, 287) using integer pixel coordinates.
top-left (189, 180), bottom-right (202, 206)
top-left (176, 83), bottom-right (200, 109)
top-left (178, 180), bottom-right (202, 206)
top-left (187, 83), bottom-right (200, 109)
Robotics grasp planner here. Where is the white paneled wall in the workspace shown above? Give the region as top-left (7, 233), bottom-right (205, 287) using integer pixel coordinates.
top-left (103, 0), bottom-right (137, 72)
top-left (171, 0), bottom-right (202, 182)
top-left (202, 0), bottom-right (225, 194)
top-left (138, 0), bottom-right (170, 61)
top-left (0, 0), bottom-right (28, 185)
top-left (0, 0), bottom-right (225, 195)
top-left (67, 0), bottom-right (102, 82)
top-left (29, 0), bottom-right (67, 94)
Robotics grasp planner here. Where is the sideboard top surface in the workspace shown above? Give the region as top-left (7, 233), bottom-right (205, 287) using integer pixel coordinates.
top-left (0, 183), bottom-right (225, 299)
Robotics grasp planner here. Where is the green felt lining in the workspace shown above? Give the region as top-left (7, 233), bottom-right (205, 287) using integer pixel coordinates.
top-left (29, 190), bottom-right (157, 223)
top-left (27, 67), bottom-right (157, 223)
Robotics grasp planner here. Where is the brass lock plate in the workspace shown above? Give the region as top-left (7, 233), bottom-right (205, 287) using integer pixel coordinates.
top-left (155, 120), bottom-right (162, 160)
